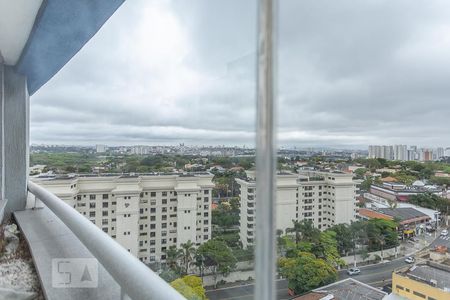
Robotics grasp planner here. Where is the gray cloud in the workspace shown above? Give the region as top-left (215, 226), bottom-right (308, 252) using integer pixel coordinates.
top-left (31, 0), bottom-right (450, 148)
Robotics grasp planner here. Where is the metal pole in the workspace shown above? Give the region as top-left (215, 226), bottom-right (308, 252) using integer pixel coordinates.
top-left (255, 0), bottom-right (277, 299)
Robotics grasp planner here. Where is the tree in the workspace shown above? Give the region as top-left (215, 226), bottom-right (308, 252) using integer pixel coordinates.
top-left (354, 168), bottom-right (368, 179)
top-left (327, 224), bottom-right (353, 256)
top-left (312, 231), bottom-right (344, 267)
top-left (170, 275), bottom-right (207, 300)
top-left (181, 240), bottom-right (196, 275)
top-left (366, 219), bottom-right (398, 252)
top-left (197, 239), bottom-right (237, 288)
top-left (165, 245), bottom-right (183, 274)
top-left (359, 248), bottom-right (370, 263)
top-left (278, 252), bottom-right (337, 295)
top-left (286, 220), bottom-right (320, 246)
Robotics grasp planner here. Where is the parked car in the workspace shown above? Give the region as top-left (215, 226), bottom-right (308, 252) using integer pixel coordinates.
top-left (405, 256), bottom-right (415, 264)
top-left (347, 268), bottom-right (361, 276)
top-left (441, 229), bottom-right (448, 236)
top-left (426, 225), bottom-right (435, 232)
top-left (409, 237), bottom-right (419, 242)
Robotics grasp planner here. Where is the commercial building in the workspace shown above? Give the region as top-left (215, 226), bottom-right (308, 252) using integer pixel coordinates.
top-left (392, 261), bottom-right (450, 300)
top-left (237, 171), bottom-right (357, 248)
top-left (32, 173), bottom-right (214, 264)
top-left (358, 207), bottom-right (431, 236)
top-left (292, 278), bottom-right (388, 300)
top-left (370, 182), bottom-right (442, 202)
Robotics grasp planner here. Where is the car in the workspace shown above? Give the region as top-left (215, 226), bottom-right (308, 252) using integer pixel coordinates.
top-left (426, 225), bottom-right (435, 232)
top-left (347, 268), bottom-right (361, 276)
top-left (405, 256), bottom-right (415, 264)
top-left (441, 230), bottom-right (449, 236)
top-left (409, 237), bottom-right (419, 242)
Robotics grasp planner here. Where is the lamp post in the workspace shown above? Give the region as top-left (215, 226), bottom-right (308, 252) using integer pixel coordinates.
top-left (434, 211), bottom-right (440, 238)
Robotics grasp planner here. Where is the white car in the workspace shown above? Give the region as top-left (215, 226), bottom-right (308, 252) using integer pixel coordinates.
top-left (441, 229), bottom-right (448, 236)
top-left (405, 257), bottom-right (415, 264)
top-left (347, 268), bottom-right (361, 276)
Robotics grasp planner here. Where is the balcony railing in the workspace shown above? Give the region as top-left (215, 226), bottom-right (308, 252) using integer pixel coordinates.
top-left (27, 181), bottom-right (185, 300)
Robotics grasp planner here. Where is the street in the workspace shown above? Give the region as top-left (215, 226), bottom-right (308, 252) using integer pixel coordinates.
top-left (205, 230), bottom-right (448, 300)
top-left (206, 257), bottom-right (408, 300)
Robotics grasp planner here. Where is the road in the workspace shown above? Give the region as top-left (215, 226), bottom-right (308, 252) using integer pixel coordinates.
top-left (206, 231), bottom-right (449, 300)
top-left (206, 258), bottom-right (408, 300)
top-left (429, 232), bottom-right (450, 249)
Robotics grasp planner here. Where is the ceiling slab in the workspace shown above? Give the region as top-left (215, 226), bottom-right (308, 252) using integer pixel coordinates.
top-left (0, 0), bottom-right (43, 65)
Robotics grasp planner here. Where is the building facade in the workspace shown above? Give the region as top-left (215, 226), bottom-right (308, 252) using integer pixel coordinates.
top-left (32, 173), bottom-right (214, 265)
top-left (236, 171), bottom-right (357, 249)
top-left (392, 261), bottom-right (450, 300)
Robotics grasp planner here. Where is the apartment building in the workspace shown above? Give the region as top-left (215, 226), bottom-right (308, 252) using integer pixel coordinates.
top-left (237, 171), bottom-right (357, 248)
top-left (32, 173), bottom-right (214, 265)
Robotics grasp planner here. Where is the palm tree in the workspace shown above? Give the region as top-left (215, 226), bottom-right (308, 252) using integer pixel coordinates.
top-left (180, 240), bottom-right (196, 275)
top-left (286, 220), bottom-right (319, 245)
top-left (165, 245), bottom-right (182, 272)
top-left (374, 233), bottom-right (386, 263)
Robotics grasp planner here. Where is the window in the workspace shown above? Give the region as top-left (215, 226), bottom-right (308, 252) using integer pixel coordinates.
top-left (396, 285), bottom-right (404, 290)
top-left (162, 191), bottom-right (167, 196)
top-left (89, 212), bottom-right (95, 218)
top-left (102, 211), bottom-right (108, 216)
top-left (102, 194), bottom-right (109, 199)
top-left (102, 202), bottom-right (108, 208)
top-left (413, 291), bottom-right (426, 299)
top-left (77, 195), bottom-right (82, 201)
top-left (162, 199), bottom-right (167, 204)
top-left (90, 195), bottom-right (96, 200)
top-left (89, 202), bottom-right (96, 209)
top-left (150, 192), bottom-right (156, 197)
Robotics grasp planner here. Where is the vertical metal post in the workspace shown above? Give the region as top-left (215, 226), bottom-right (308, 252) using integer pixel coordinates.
top-left (255, 0), bottom-right (277, 300)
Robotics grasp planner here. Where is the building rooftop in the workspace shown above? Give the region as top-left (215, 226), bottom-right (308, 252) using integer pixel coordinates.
top-left (292, 278), bottom-right (387, 300)
top-left (377, 207), bottom-right (429, 222)
top-left (398, 262), bottom-right (450, 291)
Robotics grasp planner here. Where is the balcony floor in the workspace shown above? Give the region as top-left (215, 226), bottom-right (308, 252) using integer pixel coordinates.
top-left (14, 207), bottom-right (120, 300)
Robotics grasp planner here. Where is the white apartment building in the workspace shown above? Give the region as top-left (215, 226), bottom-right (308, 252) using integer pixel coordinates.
top-left (237, 171), bottom-right (357, 248)
top-left (96, 144), bottom-right (107, 153)
top-left (393, 145), bottom-right (407, 161)
top-left (32, 173), bottom-right (214, 265)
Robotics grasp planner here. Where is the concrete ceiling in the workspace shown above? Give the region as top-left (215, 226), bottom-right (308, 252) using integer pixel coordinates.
top-left (0, 0), bottom-right (43, 65)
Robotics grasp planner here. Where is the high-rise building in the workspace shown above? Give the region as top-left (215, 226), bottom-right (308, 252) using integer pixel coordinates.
top-left (393, 145), bottom-right (407, 161)
top-left (236, 171), bottom-right (357, 249)
top-left (445, 147), bottom-right (450, 157)
top-left (421, 149), bottom-right (433, 161)
top-left (32, 173), bottom-right (214, 264)
top-left (368, 145), bottom-right (394, 160)
top-left (96, 144), bottom-right (107, 153)
top-left (436, 147), bottom-right (445, 159)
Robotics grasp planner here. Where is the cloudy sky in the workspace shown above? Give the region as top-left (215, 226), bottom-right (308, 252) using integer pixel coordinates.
top-left (31, 0), bottom-right (450, 149)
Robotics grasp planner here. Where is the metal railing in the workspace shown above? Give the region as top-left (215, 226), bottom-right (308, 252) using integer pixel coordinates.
top-left (27, 181), bottom-right (185, 300)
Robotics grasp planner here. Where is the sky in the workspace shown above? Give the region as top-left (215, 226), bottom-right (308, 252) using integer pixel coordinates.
top-left (31, 0), bottom-right (450, 149)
